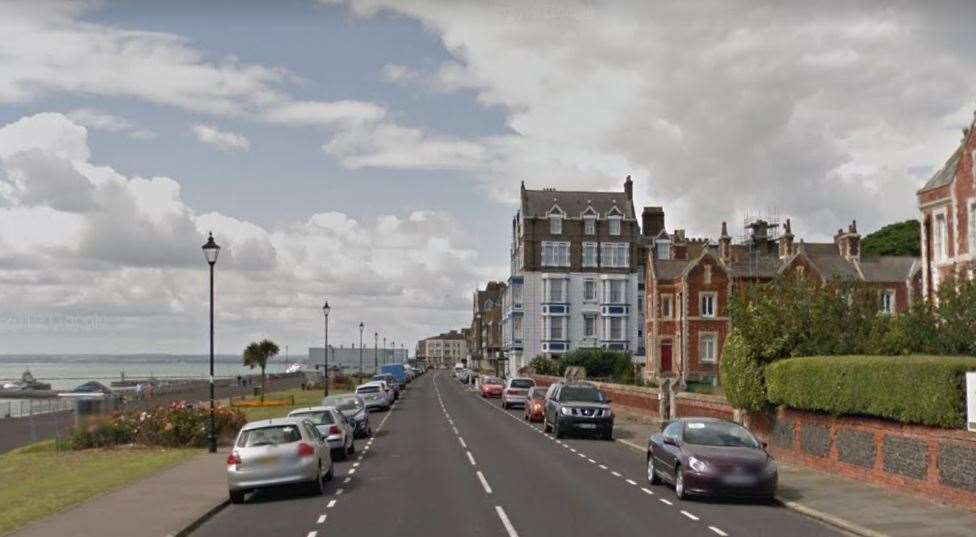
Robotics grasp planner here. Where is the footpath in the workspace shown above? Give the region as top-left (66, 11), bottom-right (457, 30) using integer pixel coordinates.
top-left (612, 412), bottom-right (976, 537)
top-left (6, 450), bottom-right (227, 537)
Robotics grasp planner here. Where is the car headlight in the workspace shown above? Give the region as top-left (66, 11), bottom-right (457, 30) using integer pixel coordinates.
top-left (688, 456), bottom-right (708, 473)
top-left (560, 407), bottom-right (573, 416)
top-left (603, 408), bottom-right (614, 418)
top-left (764, 459), bottom-right (778, 475)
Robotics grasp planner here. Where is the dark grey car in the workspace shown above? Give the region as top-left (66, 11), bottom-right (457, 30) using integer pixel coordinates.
top-left (543, 382), bottom-right (614, 440)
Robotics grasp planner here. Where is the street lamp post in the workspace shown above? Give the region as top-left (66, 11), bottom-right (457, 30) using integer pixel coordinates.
top-left (322, 301), bottom-right (331, 397)
top-left (374, 332), bottom-right (378, 374)
top-left (201, 233), bottom-right (220, 454)
top-left (359, 322), bottom-right (365, 380)
top-left (383, 337), bottom-right (387, 366)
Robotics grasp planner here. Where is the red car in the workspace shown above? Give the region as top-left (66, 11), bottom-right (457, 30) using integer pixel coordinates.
top-left (480, 377), bottom-right (504, 398)
top-left (523, 387), bottom-right (547, 422)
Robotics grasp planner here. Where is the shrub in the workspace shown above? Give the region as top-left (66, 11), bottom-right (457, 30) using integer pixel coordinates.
top-left (560, 348), bottom-right (635, 383)
top-left (67, 402), bottom-right (247, 450)
top-left (766, 355), bottom-right (976, 428)
top-left (528, 355), bottom-right (560, 376)
top-left (719, 332), bottom-right (768, 411)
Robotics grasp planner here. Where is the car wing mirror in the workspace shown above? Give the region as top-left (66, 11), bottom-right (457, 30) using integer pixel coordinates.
top-left (761, 440), bottom-right (768, 449)
top-left (605, 398), bottom-right (612, 404)
top-left (663, 436), bottom-right (677, 446)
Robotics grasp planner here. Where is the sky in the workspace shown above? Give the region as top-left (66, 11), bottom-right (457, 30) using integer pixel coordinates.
top-left (1, 0), bottom-right (974, 355)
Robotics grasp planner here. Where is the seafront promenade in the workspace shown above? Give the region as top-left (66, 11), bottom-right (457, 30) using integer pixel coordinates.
top-left (0, 374), bottom-right (303, 454)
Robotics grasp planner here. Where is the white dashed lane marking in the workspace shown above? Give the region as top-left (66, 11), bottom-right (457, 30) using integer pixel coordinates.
top-left (680, 510), bottom-right (699, 521)
top-left (316, 515), bottom-right (326, 524)
top-left (495, 506), bottom-right (520, 537)
top-left (709, 526), bottom-right (729, 536)
top-left (477, 471), bottom-right (493, 494)
top-left (327, 499), bottom-right (336, 508)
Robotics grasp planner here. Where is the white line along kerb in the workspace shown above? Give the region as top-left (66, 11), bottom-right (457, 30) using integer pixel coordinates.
top-left (495, 506), bottom-right (519, 537)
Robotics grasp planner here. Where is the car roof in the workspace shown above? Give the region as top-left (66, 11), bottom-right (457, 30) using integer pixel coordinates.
top-left (356, 381), bottom-right (384, 389)
top-left (287, 406), bottom-right (336, 414)
top-left (559, 382), bottom-right (598, 388)
top-left (675, 417), bottom-right (724, 423)
top-left (241, 417), bottom-right (308, 430)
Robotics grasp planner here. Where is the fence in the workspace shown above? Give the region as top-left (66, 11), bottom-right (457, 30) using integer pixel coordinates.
top-left (1, 398), bottom-right (75, 419)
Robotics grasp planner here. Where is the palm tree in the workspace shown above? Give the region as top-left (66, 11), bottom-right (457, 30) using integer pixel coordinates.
top-left (243, 339), bottom-right (280, 402)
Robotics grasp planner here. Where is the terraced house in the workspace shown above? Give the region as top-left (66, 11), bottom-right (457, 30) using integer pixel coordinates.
top-left (917, 112), bottom-right (976, 298)
top-left (468, 281), bottom-right (506, 375)
top-left (502, 177), bottom-right (648, 377)
top-left (644, 217), bottom-right (919, 386)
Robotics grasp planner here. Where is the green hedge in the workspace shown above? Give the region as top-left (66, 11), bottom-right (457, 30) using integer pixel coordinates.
top-left (766, 355), bottom-right (976, 428)
top-left (719, 331), bottom-right (768, 411)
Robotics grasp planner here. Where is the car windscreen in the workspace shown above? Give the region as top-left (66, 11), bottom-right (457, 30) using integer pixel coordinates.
top-left (237, 425), bottom-right (302, 447)
top-left (558, 386), bottom-right (605, 403)
top-left (510, 379), bottom-right (534, 389)
top-left (357, 386), bottom-right (380, 394)
top-left (325, 397), bottom-right (362, 412)
top-left (485, 378), bottom-right (503, 385)
top-left (529, 389), bottom-right (546, 400)
top-left (289, 411), bottom-right (335, 425)
top-left (682, 422), bottom-right (760, 449)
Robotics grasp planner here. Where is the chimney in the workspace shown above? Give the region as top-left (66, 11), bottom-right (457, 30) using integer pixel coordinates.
top-left (835, 220), bottom-right (861, 260)
top-left (671, 229), bottom-right (688, 260)
top-left (719, 221), bottom-right (732, 262)
top-left (624, 175), bottom-right (633, 200)
top-left (642, 206), bottom-right (664, 237)
top-left (747, 219), bottom-right (775, 253)
top-left (778, 218), bottom-right (795, 260)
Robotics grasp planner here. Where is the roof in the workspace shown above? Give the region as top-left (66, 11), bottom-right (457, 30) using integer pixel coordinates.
top-left (241, 417), bottom-right (305, 429)
top-left (654, 259), bottom-right (693, 280)
top-left (918, 144), bottom-right (962, 193)
top-left (858, 256), bottom-right (917, 282)
top-left (727, 255), bottom-right (783, 279)
top-left (522, 188), bottom-right (634, 219)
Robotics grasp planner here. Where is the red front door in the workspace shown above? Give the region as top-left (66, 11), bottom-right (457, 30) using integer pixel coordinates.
top-left (660, 342), bottom-right (673, 373)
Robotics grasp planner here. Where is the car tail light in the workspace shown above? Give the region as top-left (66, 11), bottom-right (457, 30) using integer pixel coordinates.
top-left (227, 451), bottom-right (242, 467)
top-left (328, 425), bottom-right (341, 436)
top-left (297, 443), bottom-right (316, 457)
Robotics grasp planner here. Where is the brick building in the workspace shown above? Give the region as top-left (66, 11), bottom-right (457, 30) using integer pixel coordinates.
top-left (468, 281), bottom-right (506, 374)
top-left (644, 216), bottom-right (919, 385)
top-left (502, 177), bottom-right (647, 377)
top-left (917, 112), bottom-right (976, 298)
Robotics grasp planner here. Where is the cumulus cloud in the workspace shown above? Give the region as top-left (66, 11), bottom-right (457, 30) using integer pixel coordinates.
top-left (332, 0), bottom-right (976, 239)
top-left (0, 113), bottom-right (498, 353)
top-left (191, 124), bottom-right (251, 151)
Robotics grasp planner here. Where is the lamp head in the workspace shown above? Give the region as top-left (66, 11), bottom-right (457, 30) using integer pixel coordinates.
top-left (201, 232), bottom-right (220, 265)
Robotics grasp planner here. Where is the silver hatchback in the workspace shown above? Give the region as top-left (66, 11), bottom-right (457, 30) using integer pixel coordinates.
top-left (226, 417), bottom-right (333, 503)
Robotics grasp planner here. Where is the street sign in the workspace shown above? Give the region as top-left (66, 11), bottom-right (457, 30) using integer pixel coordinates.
top-left (967, 372), bottom-right (976, 433)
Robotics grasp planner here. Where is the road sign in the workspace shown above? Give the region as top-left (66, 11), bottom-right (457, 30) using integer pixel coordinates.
top-left (967, 372), bottom-right (976, 433)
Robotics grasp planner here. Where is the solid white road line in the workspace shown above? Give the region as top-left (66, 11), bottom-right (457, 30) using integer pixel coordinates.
top-left (327, 499), bottom-right (337, 508)
top-left (659, 498), bottom-right (672, 506)
top-left (477, 471), bottom-right (493, 494)
top-left (680, 510), bottom-right (699, 521)
top-left (708, 526), bottom-right (729, 536)
top-left (317, 515), bottom-right (326, 524)
top-left (495, 506), bottom-right (520, 537)
top-left (466, 451), bottom-right (477, 466)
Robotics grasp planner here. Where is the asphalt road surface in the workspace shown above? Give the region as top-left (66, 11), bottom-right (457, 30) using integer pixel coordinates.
top-left (190, 371), bottom-right (844, 537)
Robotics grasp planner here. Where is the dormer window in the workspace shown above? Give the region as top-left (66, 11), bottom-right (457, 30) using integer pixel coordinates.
top-left (582, 207), bottom-right (597, 235)
top-left (550, 215), bottom-right (562, 234)
top-left (609, 216), bottom-right (621, 236)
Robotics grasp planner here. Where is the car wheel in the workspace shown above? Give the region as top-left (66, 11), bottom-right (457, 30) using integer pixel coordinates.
top-left (333, 447), bottom-right (347, 462)
top-left (307, 469), bottom-right (325, 496)
top-left (647, 456), bottom-right (661, 485)
top-left (603, 429), bottom-right (613, 441)
top-left (674, 466), bottom-right (687, 500)
top-left (229, 489), bottom-right (246, 504)
top-left (543, 419), bottom-right (552, 433)
top-left (555, 422), bottom-right (565, 439)
top-left (348, 441), bottom-right (356, 454)
top-left (501, 401), bottom-right (507, 409)
top-left (324, 463), bottom-right (334, 481)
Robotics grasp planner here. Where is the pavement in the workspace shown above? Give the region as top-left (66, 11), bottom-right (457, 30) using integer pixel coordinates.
top-left (14, 371), bottom-right (976, 537)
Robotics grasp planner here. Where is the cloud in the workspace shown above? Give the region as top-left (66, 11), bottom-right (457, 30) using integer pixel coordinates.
top-left (0, 113), bottom-right (499, 353)
top-left (262, 100), bottom-right (387, 127)
top-left (332, 0), bottom-right (976, 239)
top-left (191, 124), bottom-right (251, 151)
top-left (66, 108), bottom-right (132, 132)
top-left (324, 122), bottom-right (489, 170)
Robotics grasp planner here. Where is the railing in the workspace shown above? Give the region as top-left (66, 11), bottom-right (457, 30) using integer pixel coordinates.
top-left (1, 398), bottom-right (76, 419)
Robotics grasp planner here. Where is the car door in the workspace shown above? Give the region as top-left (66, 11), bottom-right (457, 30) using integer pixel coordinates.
top-left (657, 422), bottom-right (683, 481)
top-left (545, 384), bottom-right (560, 425)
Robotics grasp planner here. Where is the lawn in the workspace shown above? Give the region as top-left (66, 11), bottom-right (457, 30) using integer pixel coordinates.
top-left (0, 441), bottom-right (197, 535)
top-left (239, 387), bottom-right (349, 421)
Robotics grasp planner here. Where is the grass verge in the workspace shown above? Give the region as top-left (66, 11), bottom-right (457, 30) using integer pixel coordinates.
top-left (240, 387), bottom-right (350, 421)
top-left (0, 441), bottom-right (197, 535)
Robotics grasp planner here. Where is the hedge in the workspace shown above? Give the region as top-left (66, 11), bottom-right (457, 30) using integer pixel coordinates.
top-left (766, 355), bottom-right (976, 428)
top-left (719, 331), bottom-right (768, 411)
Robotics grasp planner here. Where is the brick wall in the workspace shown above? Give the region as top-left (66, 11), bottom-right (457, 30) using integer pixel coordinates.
top-left (531, 375), bottom-right (661, 414)
top-left (673, 392), bottom-right (735, 420)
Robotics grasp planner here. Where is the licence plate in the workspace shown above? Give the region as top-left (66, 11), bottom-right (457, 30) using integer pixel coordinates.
top-left (257, 456), bottom-right (280, 465)
top-left (577, 423), bottom-right (597, 429)
top-left (724, 474), bottom-right (754, 486)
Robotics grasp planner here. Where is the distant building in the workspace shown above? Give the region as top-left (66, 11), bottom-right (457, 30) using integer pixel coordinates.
top-left (917, 112), bottom-right (976, 298)
top-left (469, 281), bottom-right (506, 375)
top-left (308, 346), bottom-right (406, 376)
top-left (502, 177), bottom-right (647, 377)
top-left (416, 330), bottom-right (468, 366)
top-left (644, 216), bottom-right (919, 386)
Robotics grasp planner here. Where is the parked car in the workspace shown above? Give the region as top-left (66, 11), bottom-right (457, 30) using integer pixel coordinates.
top-left (372, 374), bottom-right (400, 400)
top-left (480, 376), bottom-right (504, 398)
top-left (381, 363), bottom-right (409, 389)
top-left (646, 418), bottom-right (777, 501)
top-left (356, 381), bottom-right (391, 411)
top-left (226, 417), bottom-right (333, 504)
top-left (288, 406), bottom-right (355, 461)
top-left (322, 394), bottom-right (371, 438)
top-left (523, 386), bottom-right (547, 422)
top-left (501, 377), bottom-right (535, 409)
top-left (543, 382), bottom-right (614, 440)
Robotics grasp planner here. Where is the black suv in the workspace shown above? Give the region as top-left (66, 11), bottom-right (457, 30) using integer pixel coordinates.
top-left (543, 382), bottom-right (614, 440)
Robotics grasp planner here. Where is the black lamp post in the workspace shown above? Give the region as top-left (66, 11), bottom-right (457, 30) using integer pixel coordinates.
top-left (359, 322), bottom-right (365, 379)
top-left (201, 232), bottom-right (220, 454)
top-left (322, 301), bottom-right (330, 397)
top-left (383, 337), bottom-right (387, 366)
top-left (374, 332), bottom-right (378, 374)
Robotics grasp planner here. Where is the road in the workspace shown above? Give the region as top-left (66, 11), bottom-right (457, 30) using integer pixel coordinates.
top-left (190, 371), bottom-right (844, 537)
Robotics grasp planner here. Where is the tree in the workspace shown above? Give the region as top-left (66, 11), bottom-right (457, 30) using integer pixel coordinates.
top-left (243, 339), bottom-right (280, 402)
top-left (861, 220), bottom-right (920, 257)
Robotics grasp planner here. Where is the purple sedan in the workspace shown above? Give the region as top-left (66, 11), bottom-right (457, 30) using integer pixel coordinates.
top-left (646, 418), bottom-right (777, 501)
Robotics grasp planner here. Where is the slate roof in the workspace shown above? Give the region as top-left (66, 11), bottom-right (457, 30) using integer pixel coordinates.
top-left (918, 144), bottom-right (962, 193)
top-left (653, 259), bottom-right (693, 280)
top-left (858, 257), bottom-right (917, 282)
top-left (522, 189), bottom-right (635, 219)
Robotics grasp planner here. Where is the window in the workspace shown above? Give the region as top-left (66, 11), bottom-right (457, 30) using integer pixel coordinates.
top-left (659, 294), bottom-right (673, 318)
top-left (934, 213), bottom-right (947, 260)
top-left (512, 284), bottom-right (523, 305)
top-left (656, 240), bottom-right (670, 260)
top-left (583, 279), bottom-right (597, 302)
top-left (544, 316), bottom-right (565, 340)
top-left (880, 290), bottom-right (895, 315)
top-left (583, 314), bottom-right (596, 337)
top-left (604, 279), bottom-right (626, 303)
top-left (584, 216), bottom-right (596, 235)
top-left (699, 292), bottom-right (716, 318)
top-left (544, 278), bottom-right (567, 303)
top-left (609, 216), bottom-right (622, 236)
top-left (550, 215), bottom-right (562, 235)
top-left (582, 242), bottom-right (598, 267)
top-left (699, 333), bottom-right (717, 363)
top-left (608, 317), bottom-right (624, 340)
top-left (600, 242), bottom-right (629, 268)
top-left (542, 241), bottom-right (569, 267)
